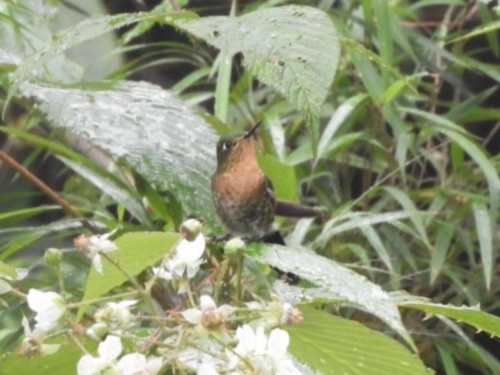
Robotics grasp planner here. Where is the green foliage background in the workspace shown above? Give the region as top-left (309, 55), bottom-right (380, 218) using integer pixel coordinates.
top-left (1, 0), bottom-right (499, 374)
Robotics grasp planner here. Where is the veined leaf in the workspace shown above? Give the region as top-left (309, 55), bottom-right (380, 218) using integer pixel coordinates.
top-left (177, 5), bottom-right (340, 120)
top-left (287, 306), bottom-right (431, 375)
top-left (18, 80), bottom-right (221, 228)
top-left (254, 244), bottom-right (415, 348)
top-left (79, 231), bottom-right (179, 318)
top-left (398, 299), bottom-right (500, 338)
top-left (6, 10), bottom-right (191, 108)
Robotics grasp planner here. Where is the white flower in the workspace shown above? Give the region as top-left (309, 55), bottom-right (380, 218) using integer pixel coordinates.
top-left (96, 300), bottom-right (137, 328)
top-left (177, 345), bottom-right (224, 375)
top-left (245, 299), bottom-right (303, 327)
top-left (77, 335), bottom-right (122, 375)
top-left (19, 316), bottom-right (60, 356)
top-left (115, 353), bottom-right (164, 375)
top-left (197, 363), bottom-right (220, 375)
top-left (153, 233), bottom-right (206, 289)
top-left (182, 295), bottom-right (234, 330)
top-left (27, 289), bottom-right (66, 331)
top-left (74, 231), bottom-right (118, 273)
top-left (228, 325), bottom-right (301, 375)
top-left (88, 300), bottom-right (137, 338)
top-left (77, 335), bottom-right (163, 375)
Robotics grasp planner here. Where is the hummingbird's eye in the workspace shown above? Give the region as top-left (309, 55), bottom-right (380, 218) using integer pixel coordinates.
top-left (222, 141), bottom-right (233, 151)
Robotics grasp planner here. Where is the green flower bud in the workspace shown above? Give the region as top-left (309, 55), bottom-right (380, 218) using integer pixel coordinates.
top-left (224, 237), bottom-right (245, 254)
top-left (180, 218), bottom-right (203, 241)
top-left (44, 248), bottom-right (62, 267)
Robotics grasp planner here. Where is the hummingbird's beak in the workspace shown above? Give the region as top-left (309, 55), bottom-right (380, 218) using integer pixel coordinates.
top-left (243, 122), bottom-right (262, 139)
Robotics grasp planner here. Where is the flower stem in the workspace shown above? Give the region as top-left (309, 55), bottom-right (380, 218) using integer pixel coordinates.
top-left (67, 291), bottom-right (139, 308)
top-left (236, 249), bottom-right (244, 305)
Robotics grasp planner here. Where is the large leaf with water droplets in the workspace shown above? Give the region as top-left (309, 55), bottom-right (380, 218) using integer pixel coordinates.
top-left (19, 81), bottom-right (220, 227)
top-left (397, 299), bottom-right (500, 338)
top-left (0, 0), bottom-right (81, 80)
top-left (177, 5), bottom-right (340, 118)
top-left (287, 306), bottom-right (431, 375)
top-left (253, 244), bottom-right (414, 348)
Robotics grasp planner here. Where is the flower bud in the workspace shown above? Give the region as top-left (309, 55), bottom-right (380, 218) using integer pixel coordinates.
top-left (224, 237), bottom-right (245, 254)
top-left (87, 322), bottom-right (109, 339)
top-left (44, 248), bottom-right (62, 267)
top-left (180, 219), bottom-right (203, 241)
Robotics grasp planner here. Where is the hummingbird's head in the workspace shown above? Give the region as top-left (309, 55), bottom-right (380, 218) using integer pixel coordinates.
top-left (215, 122), bottom-right (261, 170)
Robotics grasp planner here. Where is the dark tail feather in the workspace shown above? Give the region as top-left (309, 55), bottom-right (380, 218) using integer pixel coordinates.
top-left (275, 200), bottom-right (322, 218)
top-left (262, 230), bottom-right (285, 245)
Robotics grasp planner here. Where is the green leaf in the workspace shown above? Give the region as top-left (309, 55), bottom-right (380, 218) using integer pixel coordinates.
top-left (17, 81), bottom-right (221, 229)
top-left (430, 223), bottom-right (454, 285)
top-left (0, 336), bottom-right (95, 374)
top-left (58, 156), bottom-right (148, 224)
top-left (318, 210), bottom-right (417, 242)
top-left (287, 306), bottom-right (431, 375)
top-left (80, 232), bottom-right (179, 312)
top-left (449, 19), bottom-right (500, 44)
top-left (0, 261), bottom-right (16, 279)
top-left (254, 244), bottom-right (414, 348)
top-left (359, 225), bottom-right (394, 272)
top-left (382, 187), bottom-right (431, 247)
top-left (472, 202), bottom-right (493, 290)
top-left (405, 107), bottom-right (500, 226)
top-left (6, 10), bottom-right (185, 109)
top-left (177, 5), bottom-right (340, 118)
top-left (257, 153), bottom-right (297, 201)
top-left (399, 300), bottom-right (500, 338)
top-left (316, 93), bottom-right (368, 165)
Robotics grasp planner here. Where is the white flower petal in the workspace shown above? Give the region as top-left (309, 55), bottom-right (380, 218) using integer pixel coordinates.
top-left (116, 353), bottom-right (146, 374)
top-left (185, 259), bottom-right (203, 279)
top-left (176, 234), bottom-right (205, 263)
top-left (117, 300), bottom-right (138, 308)
top-left (182, 308), bottom-right (203, 324)
top-left (98, 335), bottom-right (122, 361)
top-left (89, 235), bottom-right (118, 254)
top-left (92, 254), bottom-right (103, 273)
top-left (254, 327), bottom-right (267, 355)
top-left (197, 363), bottom-right (220, 375)
top-left (199, 295), bottom-right (217, 311)
top-left (27, 289), bottom-right (65, 330)
top-left (77, 355), bottom-right (108, 375)
top-left (267, 328), bottom-right (289, 359)
top-left (39, 343), bottom-right (61, 356)
top-left (145, 356), bottom-right (164, 374)
top-left (27, 289), bottom-right (51, 312)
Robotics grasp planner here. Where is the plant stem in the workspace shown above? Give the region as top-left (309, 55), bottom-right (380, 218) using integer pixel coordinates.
top-left (0, 150), bottom-right (95, 232)
top-left (236, 250), bottom-right (244, 305)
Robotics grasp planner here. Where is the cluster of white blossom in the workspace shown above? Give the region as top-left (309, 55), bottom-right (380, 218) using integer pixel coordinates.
top-left (20, 219), bottom-right (304, 375)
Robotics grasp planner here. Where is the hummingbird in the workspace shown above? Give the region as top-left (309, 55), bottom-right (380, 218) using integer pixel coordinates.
top-left (211, 122), bottom-right (320, 244)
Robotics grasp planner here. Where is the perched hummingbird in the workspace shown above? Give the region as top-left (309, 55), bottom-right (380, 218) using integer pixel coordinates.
top-left (211, 122), bottom-right (320, 244)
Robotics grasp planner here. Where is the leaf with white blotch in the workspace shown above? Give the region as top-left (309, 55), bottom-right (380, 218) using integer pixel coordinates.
top-left (397, 298), bottom-right (500, 338)
top-left (177, 5), bottom-right (340, 118)
top-left (19, 80), bottom-right (221, 228)
top-left (254, 245), bottom-right (415, 349)
top-left (287, 306), bottom-right (432, 375)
